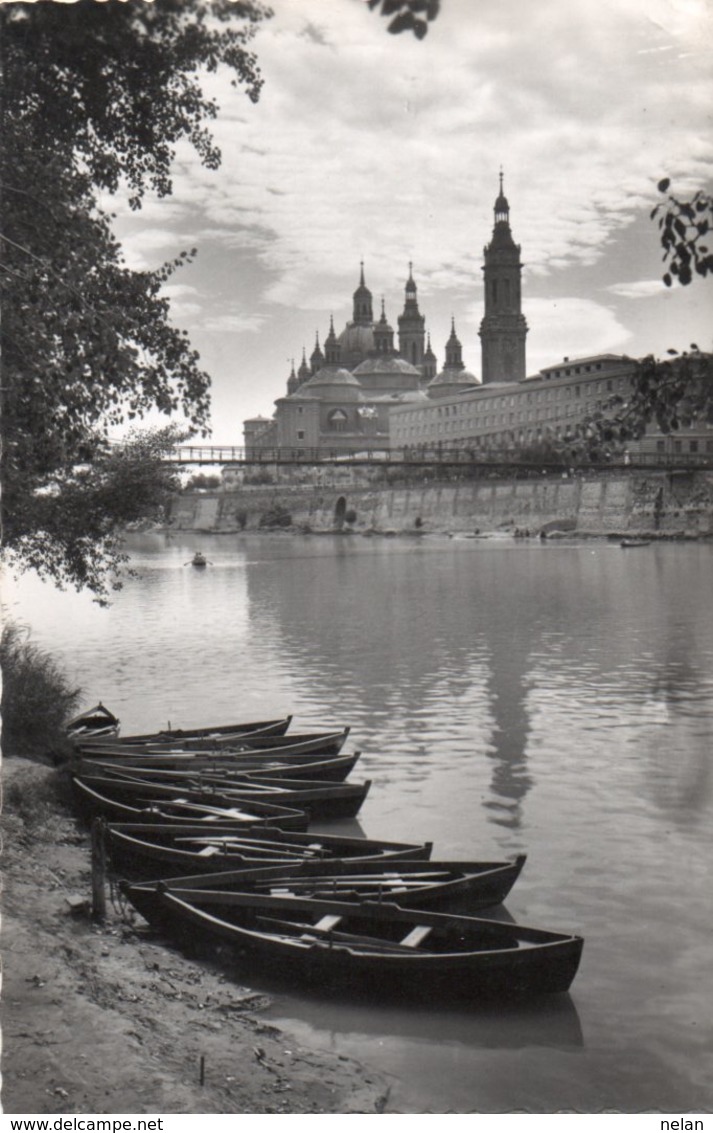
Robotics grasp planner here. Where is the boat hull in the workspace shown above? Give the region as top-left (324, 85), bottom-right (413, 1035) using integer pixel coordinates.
top-left (107, 824), bottom-right (433, 878)
top-left (147, 889), bottom-right (583, 1001)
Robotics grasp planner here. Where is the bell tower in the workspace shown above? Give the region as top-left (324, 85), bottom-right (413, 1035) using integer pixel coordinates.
top-left (397, 263), bottom-right (426, 369)
top-left (479, 172), bottom-right (528, 383)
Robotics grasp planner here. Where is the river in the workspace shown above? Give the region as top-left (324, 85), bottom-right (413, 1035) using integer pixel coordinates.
top-left (4, 532), bottom-right (712, 1113)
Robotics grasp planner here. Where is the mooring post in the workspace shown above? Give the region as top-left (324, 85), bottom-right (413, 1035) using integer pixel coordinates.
top-left (199, 1054), bottom-right (206, 1086)
top-left (91, 816), bottom-right (107, 922)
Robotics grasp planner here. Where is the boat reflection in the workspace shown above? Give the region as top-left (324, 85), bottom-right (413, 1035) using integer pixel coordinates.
top-left (266, 987), bottom-right (584, 1053)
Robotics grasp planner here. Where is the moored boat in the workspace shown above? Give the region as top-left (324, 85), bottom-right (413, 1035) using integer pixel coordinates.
top-left (122, 854), bottom-right (527, 915)
top-left (72, 776), bottom-right (309, 830)
top-left (73, 750), bottom-right (362, 784)
top-left (65, 703), bottom-right (120, 742)
top-left (73, 768), bottom-right (371, 821)
top-left (88, 716), bottom-right (293, 746)
top-left (122, 886), bottom-right (584, 1000)
top-left (106, 823), bottom-right (434, 877)
top-left (76, 728), bottom-right (350, 758)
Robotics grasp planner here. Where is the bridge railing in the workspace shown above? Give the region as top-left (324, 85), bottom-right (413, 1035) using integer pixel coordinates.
top-left (168, 444), bottom-right (713, 472)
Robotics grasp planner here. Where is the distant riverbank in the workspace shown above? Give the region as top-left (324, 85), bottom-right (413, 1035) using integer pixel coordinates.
top-left (167, 467), bottom-right (713, 540)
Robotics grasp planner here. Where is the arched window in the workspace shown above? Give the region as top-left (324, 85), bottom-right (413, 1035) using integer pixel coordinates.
top-left (327, 408), bottom-right (349, 433)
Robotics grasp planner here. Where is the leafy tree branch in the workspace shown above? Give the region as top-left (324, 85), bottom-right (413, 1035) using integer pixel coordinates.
top-left (0, 0), bottom-right (272, 599)
top-left (652, 178), bottom-right (713, 287)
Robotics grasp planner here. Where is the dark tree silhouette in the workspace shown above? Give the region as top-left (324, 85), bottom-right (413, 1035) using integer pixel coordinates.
top-left (365, 0), bottom-right (440, 38)
top-left (0, 0), bottom-right (271, 600)
top-left (652, 179), bottom-right (713, 287)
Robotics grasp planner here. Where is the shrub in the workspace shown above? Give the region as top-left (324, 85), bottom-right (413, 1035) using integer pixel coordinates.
top-left (3, 767), bottom-right (75, 831)
top-left (184, 472), bottom-right (221, 492)
top-left (344, 509), bottom-right (358, 525)
top-left (259, 505), bottom-right (292, 528)
top-left (0, 622), bottom-right (82, 759)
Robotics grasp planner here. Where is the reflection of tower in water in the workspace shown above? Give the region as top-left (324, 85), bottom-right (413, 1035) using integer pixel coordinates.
top-left (480, 619), bottom-right (534, 832)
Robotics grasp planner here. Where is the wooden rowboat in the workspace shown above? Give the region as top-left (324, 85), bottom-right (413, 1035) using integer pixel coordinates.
top-left (122, 854), bottom-right (527, 916)
top-left (74, 768), bottom-right (371, 821)
top-left (76, 728), bottom-right (350, 758)
top-left (89, 716), bottom-right (293, 746)
top-left (72, 777), bottom-right (309, 830)
top-left (122, 886), bottom-right (583, 1000)
top-left (106, 823), bottom-right (433, 877)
top-left (65, 703), bottom-right (120, 742)
top-left (72, 750), bottom-right (362, 784)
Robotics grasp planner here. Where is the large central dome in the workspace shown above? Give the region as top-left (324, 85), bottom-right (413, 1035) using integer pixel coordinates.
top-left (338, 322), bottom-right (375, 365)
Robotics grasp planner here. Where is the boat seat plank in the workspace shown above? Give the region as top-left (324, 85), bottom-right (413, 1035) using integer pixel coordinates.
top-left (314, 914), bottom-right (342, 931)
top-left (256, 916), bottom-right (420, 953)
top-left (400, 925), bottom-right (433, 948)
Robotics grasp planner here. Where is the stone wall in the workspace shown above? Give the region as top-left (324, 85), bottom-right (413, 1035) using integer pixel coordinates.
top-left (168, 469), bottom-right (713, 538)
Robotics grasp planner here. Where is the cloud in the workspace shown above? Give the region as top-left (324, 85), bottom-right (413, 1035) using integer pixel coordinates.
top-left (118, 226), bottom-right (199, 270)
top-left (102, 0), bottom-right (713, 432)
top-left (163, 0), bottom-right (712, 315)
top-left (526, 297), bottom-right (632, 374)
top-left (606, 279), bottom-right (670, 299)
top-left (201, 313), bottom-right (267, 334)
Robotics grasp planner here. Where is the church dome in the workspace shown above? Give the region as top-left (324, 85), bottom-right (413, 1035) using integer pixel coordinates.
top-left (338, 323), bottom-right (375, 357)
top-left (352, 355), bottom-right (420, 378)
top-left (427, 368), bottom-right (479, 399)
top-left (298, 366), bottom-right (363, 402)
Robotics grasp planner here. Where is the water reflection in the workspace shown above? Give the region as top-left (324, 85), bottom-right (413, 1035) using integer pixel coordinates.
top-left (267, 989), bottom-right (584, 1053)
top-left (6, 534), bottom-right (713, 1112)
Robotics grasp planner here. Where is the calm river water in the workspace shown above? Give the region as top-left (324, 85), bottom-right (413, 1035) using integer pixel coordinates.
top-left (4, 532), bottom-right (713, 1113)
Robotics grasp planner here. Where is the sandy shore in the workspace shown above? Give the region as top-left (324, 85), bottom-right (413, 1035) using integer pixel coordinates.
top-left (1, 758), bottom-right (390, 1114)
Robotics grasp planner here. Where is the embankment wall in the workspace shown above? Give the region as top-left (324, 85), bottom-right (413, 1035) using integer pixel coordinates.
top-left (168, 469), bottom-right (713, 538)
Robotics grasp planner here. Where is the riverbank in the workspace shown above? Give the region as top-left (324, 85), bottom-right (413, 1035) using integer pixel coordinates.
top-left (1, 758), bottom-right (390, 1115)
top-left (167, 468), bottom-right (713, 540)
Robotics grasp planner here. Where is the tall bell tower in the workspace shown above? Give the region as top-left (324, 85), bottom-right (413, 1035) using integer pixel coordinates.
top-left (479, 172), bottom-right (528, 383)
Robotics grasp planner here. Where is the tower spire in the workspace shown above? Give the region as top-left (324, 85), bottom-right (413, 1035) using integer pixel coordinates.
top-left (352, 263), bottom-right (373, 326)
top-left (398, 262), bottom-right (425, 367)
top-left (480, 172), bottom-right (528, 383)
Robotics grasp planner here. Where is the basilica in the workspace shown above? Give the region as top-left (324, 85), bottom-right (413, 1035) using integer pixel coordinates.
top-left (244, 175), bottom-right (530, 455)
top-left (243, 179), bottom-right (709, 463)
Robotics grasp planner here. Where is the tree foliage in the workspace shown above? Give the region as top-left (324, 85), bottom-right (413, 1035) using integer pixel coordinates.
top-left (1, 621), bottom-right (82, 757)
top-left (0, 0), bottom-right (271, 599)
top-left (652, 179), bottom-right (713, 287)
top-left (365, 0), bottom-right (440, 38)
top-left (563, 350), bottom-right (713, 460)
top-left (5, 426), bottom-right (187, 603)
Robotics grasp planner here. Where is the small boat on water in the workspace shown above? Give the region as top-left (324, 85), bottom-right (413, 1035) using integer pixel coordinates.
top-left (122, 854), bottom-right (527, 916)
top-left (65, 703), bottom-right (120, 742)
top-left (620, 539), bottom-right (651, 548)
top-left (106, 823), bottom-right (434, 877)
top-left (87, 716), bottom-right (293, 746)
top-left (74, 765), bottom-right (372, 821)
top-left (122, 886), bottom-right (583, 1000)
top-left (72, 777), bottom-right (310, 830)
top-left (72, 750), bottom-right (362, 784)
top-left (77, 728), bottom-right (351, 758)
top-left (189, 552), bottom-right (208, 568)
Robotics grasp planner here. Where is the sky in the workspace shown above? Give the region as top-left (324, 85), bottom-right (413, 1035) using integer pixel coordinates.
top-left (108, 0), bottom-right (713, 443)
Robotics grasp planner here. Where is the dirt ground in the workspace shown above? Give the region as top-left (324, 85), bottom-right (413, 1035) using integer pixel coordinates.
top-left (1, 757), bottom-right (391, 1114)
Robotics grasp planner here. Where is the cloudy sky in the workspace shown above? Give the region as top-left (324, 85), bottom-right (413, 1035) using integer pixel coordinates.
top-left (110, 0), bottom-right (713, 443)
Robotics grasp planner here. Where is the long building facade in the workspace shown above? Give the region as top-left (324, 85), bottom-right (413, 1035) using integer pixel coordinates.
top-left (244, 179), bottom-right (712, 462)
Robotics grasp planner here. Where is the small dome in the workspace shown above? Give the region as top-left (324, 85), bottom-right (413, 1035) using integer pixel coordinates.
top-left (427, 369), bottom-right (479, 399)
top-left (298, 366), bottom-right (363, 402)
top-left (352, 355), bottom-right (420, 378)
top-left (398, 388), bottom-right (430, 403)
top-left (338, 323), bottom-right (375, 356)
